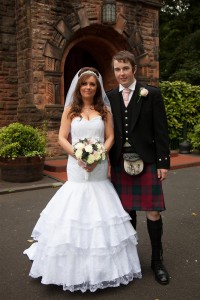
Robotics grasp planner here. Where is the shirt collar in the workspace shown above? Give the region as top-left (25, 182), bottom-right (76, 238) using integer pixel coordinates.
top-left (119, 80), bottom-right (137, 92)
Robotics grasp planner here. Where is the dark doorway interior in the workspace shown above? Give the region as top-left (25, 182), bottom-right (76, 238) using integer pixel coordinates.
top-left (64, 45), bottom-right (100, 102)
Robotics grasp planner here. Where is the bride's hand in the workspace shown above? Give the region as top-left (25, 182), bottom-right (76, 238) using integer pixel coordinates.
top-left (85, 161), bottom-right (98, 172)
top-left (78, 160), bottom-right (98, 172)
top-left (78, 159), bottom-right (86, 168)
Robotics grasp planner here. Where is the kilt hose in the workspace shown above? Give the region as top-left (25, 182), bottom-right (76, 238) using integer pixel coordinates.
top-left (110, 157), bottom-right (166, 212)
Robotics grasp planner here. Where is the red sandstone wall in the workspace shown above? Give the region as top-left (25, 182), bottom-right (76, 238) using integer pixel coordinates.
top-left (0, 0), bottom-right (18, 127)
top-left (0, 0), bottom-right (162, 156)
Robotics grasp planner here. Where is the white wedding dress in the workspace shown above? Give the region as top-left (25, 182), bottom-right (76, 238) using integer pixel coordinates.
top-left (23, 116), bottom-right (142, 292)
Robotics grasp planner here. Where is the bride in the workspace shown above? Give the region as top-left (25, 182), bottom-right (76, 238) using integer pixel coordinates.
top-left (23, 67), bottom-right (142, 292)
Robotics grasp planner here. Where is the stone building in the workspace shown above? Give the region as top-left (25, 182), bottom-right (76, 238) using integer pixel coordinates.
top-left (0, 0), bottom-right (163, 156)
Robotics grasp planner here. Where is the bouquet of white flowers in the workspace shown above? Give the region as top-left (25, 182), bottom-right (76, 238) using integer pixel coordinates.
top-left (73, 138), bottom-right (106, 180)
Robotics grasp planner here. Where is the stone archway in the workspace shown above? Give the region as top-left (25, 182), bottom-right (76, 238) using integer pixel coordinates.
top-left (8, 1), bottom-right (161, 156)
top-left (60, 28), bottom-right (124, 105)
top-left (64, 45), bottom-right (100, 99)
top-left (32, 2), bottom-right (159, 155)
top-left (44, 14), bottom-right (149, 107)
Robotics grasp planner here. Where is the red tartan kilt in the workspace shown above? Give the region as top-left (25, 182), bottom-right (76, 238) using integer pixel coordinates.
top-left (110, 157), bottom-right (166, 212)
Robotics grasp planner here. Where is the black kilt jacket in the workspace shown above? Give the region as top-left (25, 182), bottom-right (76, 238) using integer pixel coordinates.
top-left (107, 81), bottom-right (170, 170)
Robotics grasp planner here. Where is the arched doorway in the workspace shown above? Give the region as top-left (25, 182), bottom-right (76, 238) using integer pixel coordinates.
top-left (61, 26), bottom-right (127, 105)
top-left (64, 45), bottom-right (100, 99)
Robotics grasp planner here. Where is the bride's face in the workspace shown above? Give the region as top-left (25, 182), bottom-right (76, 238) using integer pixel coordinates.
top-left (80, 76), bottom-right (97, 101)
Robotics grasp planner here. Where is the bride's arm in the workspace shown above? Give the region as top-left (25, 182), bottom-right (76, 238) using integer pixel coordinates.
top-left (104, 110), bottom-right (114, 152)
top-left (58, 107), bottom-right (74, 157)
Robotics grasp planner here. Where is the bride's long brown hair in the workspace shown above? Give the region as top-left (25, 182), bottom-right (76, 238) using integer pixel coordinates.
top-left (67, 67), bottom-right (109, 120)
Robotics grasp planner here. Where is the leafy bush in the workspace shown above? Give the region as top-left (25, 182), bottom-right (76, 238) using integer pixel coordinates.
top-left (0, 122), bottom-right (47, 159)
top-left (188, 123), bottom-right (200, 151)
top-left (160, 81), bottom-right (200, 149)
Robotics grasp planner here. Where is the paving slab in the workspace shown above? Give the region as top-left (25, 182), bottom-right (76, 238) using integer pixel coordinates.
top-left (0, 166), bottom-right (200, 300)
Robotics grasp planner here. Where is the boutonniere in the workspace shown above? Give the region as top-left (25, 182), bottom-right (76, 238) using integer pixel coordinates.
top-left (137, 87), bottom-right (149, 103)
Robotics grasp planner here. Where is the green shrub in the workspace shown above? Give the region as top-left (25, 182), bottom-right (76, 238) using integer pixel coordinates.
top-left (160, 81), bottom-right (200, 149)
top-left (188, 123), bottom-right (200, 151)
top-left (0, 122), bottom-right (47, 159)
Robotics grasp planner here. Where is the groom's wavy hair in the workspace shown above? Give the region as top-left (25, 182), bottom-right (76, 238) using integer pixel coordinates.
top-left (68, 67), bottom-right (108, 120)
top-left (112, 50), bottom-right (137, 71)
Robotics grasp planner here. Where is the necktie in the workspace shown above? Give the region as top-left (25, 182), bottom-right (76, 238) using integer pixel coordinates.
top-left (122, 88), bottom-right (130, 107)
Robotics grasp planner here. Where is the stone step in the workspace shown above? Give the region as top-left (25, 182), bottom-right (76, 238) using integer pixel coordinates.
top-left (44, 159), bottom-right (67, 172)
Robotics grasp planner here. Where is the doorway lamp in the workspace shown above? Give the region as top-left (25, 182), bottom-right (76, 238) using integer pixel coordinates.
top-left (102, 0), bottom-right (116, 24)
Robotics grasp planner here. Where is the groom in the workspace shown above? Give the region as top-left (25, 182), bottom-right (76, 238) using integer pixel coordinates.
top-left (107, 50), bottom-right (170, 285)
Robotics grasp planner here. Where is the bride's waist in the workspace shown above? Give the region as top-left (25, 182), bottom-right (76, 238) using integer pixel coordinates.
top-left (67, 157), bottom-right (108, 181)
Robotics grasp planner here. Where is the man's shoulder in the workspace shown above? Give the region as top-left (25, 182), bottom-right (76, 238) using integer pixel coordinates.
top-left (146, 83), bottom-right (161, 91)
top-left (106, 87), bottom-right (119, 96)
top-left (139, 83), bottom-right (161, 96)
top-left (140, 82), bottom-right (158, 89)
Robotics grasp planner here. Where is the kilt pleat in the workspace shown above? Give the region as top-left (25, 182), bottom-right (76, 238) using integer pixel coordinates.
top-left (110, 158), bottom-right (166, 212)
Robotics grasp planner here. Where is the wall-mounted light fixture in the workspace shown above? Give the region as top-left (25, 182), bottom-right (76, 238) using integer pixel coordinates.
top-left (102, 0), bottom-right (116, 24)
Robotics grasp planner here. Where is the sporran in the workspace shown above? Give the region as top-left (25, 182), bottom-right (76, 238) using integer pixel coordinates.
top-left (123, 153), bottom-right (144, 176)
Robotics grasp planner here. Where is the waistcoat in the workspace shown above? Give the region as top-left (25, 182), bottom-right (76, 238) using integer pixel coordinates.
top-left (120, 97), bottom-right (134, 146)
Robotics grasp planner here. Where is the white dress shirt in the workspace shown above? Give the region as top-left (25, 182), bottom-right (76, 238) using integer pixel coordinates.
top-left (119, 81), bottom-right (137, 147)
top-left (119, 80), bottom-right (137, 104)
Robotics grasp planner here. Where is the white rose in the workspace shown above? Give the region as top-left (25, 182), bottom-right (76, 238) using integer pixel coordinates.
top-left (140, 88), bottom-right (148, 97)
top-left (87, 154), bottom-right (95, 164)
top-left (97, 143), bottom-right (102, 150)
top-left (101, 152), bottom-right (106, 161)
top-left (74, 149), bottom-right (83, 159)
top-left (94, 152), bottom-right (101, 161)
top-left (74, 142), bottom-right (85, 150)
top-left (85, 144), bottom-right (93, 153)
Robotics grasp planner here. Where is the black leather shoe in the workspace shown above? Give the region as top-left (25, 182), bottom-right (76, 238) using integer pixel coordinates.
top-left (151, 261), bottom-right (169, 285)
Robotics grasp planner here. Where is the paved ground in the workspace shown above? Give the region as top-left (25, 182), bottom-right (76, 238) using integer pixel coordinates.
top-left (0, 166), bottom-right (200, 300)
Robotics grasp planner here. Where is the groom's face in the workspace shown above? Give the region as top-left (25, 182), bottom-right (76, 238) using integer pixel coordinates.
top-left (113, 60), bottom-right (136, 88)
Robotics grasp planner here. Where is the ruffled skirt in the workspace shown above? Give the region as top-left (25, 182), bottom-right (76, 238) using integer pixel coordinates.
top-left (23, 178), bottom-right (142, 292)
